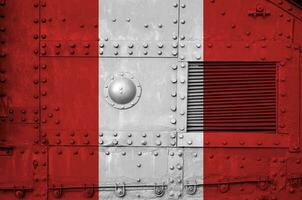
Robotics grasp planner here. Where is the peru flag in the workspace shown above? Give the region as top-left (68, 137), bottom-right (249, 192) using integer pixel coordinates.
top-left (1, 0), bottom-right (302, 200)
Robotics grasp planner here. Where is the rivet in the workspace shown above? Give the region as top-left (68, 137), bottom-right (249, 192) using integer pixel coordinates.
top-left (143, 43), bottom-right (148, 48)
top-left (171, 65), bottom-right (177, 70)
top-left (170, 105), bottom-right (177, 111)
top-left (113, 43), bottom-right (119, 48)
top-left (157, 43), bottom-right (163, 48)
top-left (170, 118), bottom-right (176, 124)
top-left (171, 91), bottom-right (177, 97)
top-left (128, 43), bottom-right (134, 48)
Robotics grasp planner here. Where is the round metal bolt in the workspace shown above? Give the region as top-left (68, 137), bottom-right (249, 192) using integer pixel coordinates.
top-left (113, 43), bottom-right (119, 48)
top-left (170, 105), bottom-right (177, 111)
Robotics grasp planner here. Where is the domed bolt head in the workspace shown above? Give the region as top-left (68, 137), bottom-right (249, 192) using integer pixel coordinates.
top-left (108, 77), bottom-right (137, 105)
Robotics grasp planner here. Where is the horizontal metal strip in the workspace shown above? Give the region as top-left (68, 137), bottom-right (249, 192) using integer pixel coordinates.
top-left (187, 122), bottom-right (275, 126)
top-left (187, 113), bottom-right (276, 121)
top-left (187, 128), bottom-right (275, 131)
top-left (187, 108), bottom-right (275, 114)
top-left (188, 103), bottom-right (275, 109)
top-left (189, 72), bottom-right (276, 76)
top-left (189, 67), bottom-right (275, 71)
top-left (188, 97), bottom-right (275, 103)
top-left (188, 119), bottom-right (275, 123)
top-left (188, 91), bottom-right (275, 96)
top-left (188, 82), bottom-right (275, 87)
top-left (188, 100), bottom-right (275, 106)
top-left (188, 93), bottom-right (275, 99)
top-left (188, 77), bottom-right (275, 82)
top-left (188, 74), bottom-right (275, 79)
top-left (188, 105), bottom-right (276, 111)
top-left (194, 90), bottom-right (276, 95)
top-left (189, 87), bottom-right (275, 92)
top-left (188, 80), bottom-right (275, 85)
top-left (190, 62), bottom-right (275, 65)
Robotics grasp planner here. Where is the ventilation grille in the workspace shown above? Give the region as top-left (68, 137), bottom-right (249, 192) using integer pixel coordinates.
top-left (187, 62), bottom-right (277, 132)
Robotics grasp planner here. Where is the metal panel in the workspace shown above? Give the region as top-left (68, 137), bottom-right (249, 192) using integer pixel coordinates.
top-left (99, 147), bottom-right (183, 199)
top-left (99, 58), bottom-right (177, 132)
top-left (99, 0), bottom-right (179, 57)
top-left (179, 0), bottom-right (203, 61)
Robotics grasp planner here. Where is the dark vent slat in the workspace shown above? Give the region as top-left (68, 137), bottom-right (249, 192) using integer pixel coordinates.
top-left (187, 62), bottom-right (276, 132)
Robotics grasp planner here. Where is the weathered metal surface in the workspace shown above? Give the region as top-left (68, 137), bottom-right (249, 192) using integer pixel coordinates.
top-left (0, 0), bottom-right (302, 200)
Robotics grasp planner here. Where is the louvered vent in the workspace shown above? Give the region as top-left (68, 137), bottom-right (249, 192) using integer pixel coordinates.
top-left (187, 62), bottom-right (277, 132)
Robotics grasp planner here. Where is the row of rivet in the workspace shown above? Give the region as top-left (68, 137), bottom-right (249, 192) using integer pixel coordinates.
top-left (99, 132), bottom-right (177, 146)
top-left (170, 62), bottom-right (178, 129)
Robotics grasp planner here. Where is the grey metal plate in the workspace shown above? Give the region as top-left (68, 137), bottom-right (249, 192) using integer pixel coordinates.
top-left (99, 58), bottom-right (177, 132)
top-left (179, 0), bottom-right (203, 61)
top-left (99, 0), bottom-right (179, 57)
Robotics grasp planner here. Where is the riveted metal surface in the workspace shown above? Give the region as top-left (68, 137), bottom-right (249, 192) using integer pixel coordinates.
top-left (99, 58), bottom-right (177, 132)
top-left (0, 146), bottom-right (33, 189)
top-left (99, 147), bottom-right (169, 185)
top-left (99, 131), bottom-right (177, 147)
top-left (40, 57), bottom-right (99, 132)
top-left (179, 0), bottom-right (204, 61)
top-left (176, 62), bottom-right (188, 133)
top-left (99, 0), bottom-right (179, 57)
top-left (1, 0), bottom-right (302, 200)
